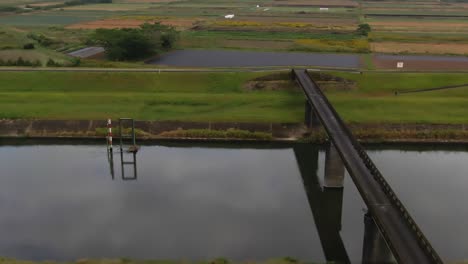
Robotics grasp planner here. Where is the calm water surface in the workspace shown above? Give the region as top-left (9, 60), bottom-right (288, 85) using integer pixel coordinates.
top-left (0, 143), bottom-right (467, 262)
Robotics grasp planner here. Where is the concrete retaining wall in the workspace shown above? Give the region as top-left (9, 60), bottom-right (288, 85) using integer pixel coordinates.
top-left (0, 120), bottom-right (305, 138)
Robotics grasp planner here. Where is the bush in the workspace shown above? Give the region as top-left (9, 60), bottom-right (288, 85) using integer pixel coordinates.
top-left (46, 58), bottom-right (62, 67)
top-left (23, 43), bottom-right (35, 50)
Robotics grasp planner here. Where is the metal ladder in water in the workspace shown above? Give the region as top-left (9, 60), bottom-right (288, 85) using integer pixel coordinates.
top-left (118, 118), bottom-right (138, 180)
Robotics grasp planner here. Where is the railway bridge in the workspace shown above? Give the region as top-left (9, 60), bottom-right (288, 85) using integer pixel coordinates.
top-left (292, 69), bottom-right (443, 264)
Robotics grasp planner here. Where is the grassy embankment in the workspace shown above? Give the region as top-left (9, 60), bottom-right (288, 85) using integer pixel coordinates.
top-left (1, 71), bottom-right (468, 125)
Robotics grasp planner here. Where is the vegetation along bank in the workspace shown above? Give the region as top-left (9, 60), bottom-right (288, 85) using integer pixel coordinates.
top-left (0, 70), bottom-right (467, 142)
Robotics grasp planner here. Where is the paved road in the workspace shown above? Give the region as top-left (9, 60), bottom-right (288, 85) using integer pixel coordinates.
top-left (147, 50), bottom-right (361, 68)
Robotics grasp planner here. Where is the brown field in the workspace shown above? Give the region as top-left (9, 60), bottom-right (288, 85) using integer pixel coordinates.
top-left (193, 15), bottom-right (357, 34)
top-left (369, 20), bottom-right (468, 33)
top-left (201, 19), bottom-right (355, 33)
top-left (65, 5), bottom-right (143, 11)
top-left (364, 0), bottom-right (468, 7)
top-left (365, 7), bottom-right (465, 12)
top-left (67, 18), bottom-right (197, 29)
top-left (373, 56), bottom-right (468, 70)
top-left (272, 0), bottom-right (358, 7)
top-left (371, 42), bottom-right (468, 55)
top-left (226, 16), bottom-right (357, 26)
top-left (27, 2), bottom-right (63, 7)
top-left (119, 0), bottom-right (182, 2)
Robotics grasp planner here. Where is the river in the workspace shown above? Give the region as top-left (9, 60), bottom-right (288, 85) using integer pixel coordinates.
top-left (0, 142), bottom-right (467, 263)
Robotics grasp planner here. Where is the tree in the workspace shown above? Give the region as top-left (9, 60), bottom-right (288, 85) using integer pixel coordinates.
top-left (92, 22), bottom-right (179, 61)
top-left (356, 23), bottom-right (371, 36)
top-left (140, 22), bottom-right (178, 50)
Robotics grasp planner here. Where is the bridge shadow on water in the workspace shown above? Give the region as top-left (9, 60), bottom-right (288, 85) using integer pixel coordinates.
top-left (293, 144), bottom-right (394, 264)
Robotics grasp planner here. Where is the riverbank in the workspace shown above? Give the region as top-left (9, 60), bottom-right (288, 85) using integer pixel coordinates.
top-left (1, 119), bottom-right (468, 144)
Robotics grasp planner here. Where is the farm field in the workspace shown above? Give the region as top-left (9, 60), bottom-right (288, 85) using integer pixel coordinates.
top-left (1, 71), bottom-right (468, 124)
top-left (0, 0), bottom-right (468, 65)
top-left (371, 42), bottom-right (468, 56)
top-left (0, 0), bottom-right (364, 56)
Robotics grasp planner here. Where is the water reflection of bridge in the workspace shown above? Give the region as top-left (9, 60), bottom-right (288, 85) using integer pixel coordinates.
top-left (294, 69), bottom-right (442, 264)
top-left (294, 144), bottom-right (393, 264)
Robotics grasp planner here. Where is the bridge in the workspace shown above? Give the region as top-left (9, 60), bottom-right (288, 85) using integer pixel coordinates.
top-left (292, 69), bottom-right (443, 264)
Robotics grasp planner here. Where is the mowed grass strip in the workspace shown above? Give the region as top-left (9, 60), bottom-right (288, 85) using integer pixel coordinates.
top-left (1, 71), bottom-right (468, 124)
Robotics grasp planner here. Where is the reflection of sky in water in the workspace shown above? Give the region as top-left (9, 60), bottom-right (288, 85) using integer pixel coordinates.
top-left (0, 146), bottom-right (324, 262)
top-left (0, 145), bottom-right (467, 263)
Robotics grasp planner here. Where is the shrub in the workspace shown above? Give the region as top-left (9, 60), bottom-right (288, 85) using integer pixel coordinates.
top-left (46, 58), bottom-right (62, 67)
top-left (23, 43), bottom-right (35, 50)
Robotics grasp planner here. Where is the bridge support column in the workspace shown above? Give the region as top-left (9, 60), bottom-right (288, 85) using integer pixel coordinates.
top-left (324, 143), bottom-right (345, 188)
top-left (305, 100), bottom-right (321, 128)
top-left (362, 213), bottom-right (394, 264)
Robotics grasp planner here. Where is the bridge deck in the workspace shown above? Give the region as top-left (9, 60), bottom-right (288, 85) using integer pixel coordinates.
top-left (293, 69), bottom-right (442, 264)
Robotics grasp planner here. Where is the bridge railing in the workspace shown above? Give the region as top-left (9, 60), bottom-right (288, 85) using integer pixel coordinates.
top-left (294, 69), bottom-right (443, 264)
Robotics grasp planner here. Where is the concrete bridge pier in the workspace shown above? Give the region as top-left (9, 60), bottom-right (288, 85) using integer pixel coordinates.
top-left (324, 143), bottom-right (345, 188)
top-left (362, 213), bottom-right (394, 264)
top-left (305, 100), bottom-right (321, 128)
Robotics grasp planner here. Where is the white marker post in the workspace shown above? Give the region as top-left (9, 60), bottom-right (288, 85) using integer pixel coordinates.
top-left (107, 119), bottom-right (113, 151)
top-left (397, 62), bottom-right (404, 69)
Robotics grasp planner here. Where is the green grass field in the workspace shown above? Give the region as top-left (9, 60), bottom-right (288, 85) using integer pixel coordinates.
top-left (0, 71), bottom-right (303, 122)
top-left (1, 71), bottom-right (468, 124)
top-left (325, 72), bottom-right (468, 123)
